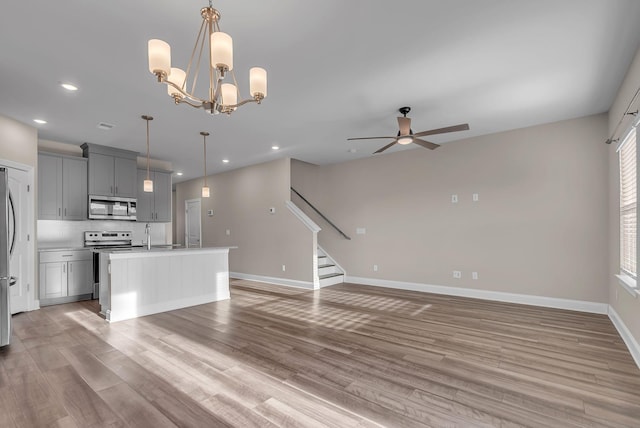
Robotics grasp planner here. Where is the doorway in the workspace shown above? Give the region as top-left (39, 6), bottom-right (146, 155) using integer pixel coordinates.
top-left (185, 198), bottom-right (202, 248)
top-left (0, 161), bottom-right (34, 313)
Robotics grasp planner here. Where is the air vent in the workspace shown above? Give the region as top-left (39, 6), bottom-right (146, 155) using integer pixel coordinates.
top-left (97, 122), bottom-right (115, 130)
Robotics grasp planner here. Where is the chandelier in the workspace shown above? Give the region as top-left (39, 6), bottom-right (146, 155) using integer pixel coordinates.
top-left (147, 0), bottom-right (267, 115)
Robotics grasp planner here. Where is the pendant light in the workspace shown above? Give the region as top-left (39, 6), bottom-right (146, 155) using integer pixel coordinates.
top-left (142, 115), bottom-right (154, 192)
top-left (201, 131), bottom-right (210, 197)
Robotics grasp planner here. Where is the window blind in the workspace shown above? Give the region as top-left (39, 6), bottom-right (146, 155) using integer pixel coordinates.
top-left (619, 128), bottom-right (637, 277)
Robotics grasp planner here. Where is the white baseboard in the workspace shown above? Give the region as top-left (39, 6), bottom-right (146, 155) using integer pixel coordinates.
top-left (231, 272), bottom-right (315, 290)
top-left (608, 306), bottom-right (640, 369)
top-left (345, 276), bottom-right (609, 314)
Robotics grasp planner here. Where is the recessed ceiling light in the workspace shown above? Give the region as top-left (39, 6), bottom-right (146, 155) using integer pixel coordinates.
top-left (176, 172), bottom-right (183, 176)
top-left (33, 119), bottom-right (47, 124)
top-left (222, 159), bottom-right (230, 163)
top-left (61, 83), bottom-right (78, 91)
top-left (271, 145), bottom-right (279, 150)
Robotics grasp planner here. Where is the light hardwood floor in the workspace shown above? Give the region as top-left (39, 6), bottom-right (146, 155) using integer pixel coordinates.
top-left (1, 279), bottom-right (639, 427)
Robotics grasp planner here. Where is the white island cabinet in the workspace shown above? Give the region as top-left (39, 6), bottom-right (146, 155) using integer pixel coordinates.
top-left (98, 247), bottom-right (233, 322)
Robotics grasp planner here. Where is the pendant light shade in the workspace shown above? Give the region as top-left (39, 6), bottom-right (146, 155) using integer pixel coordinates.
top-left (201, 131), bottom-right (210, 198)
top-left (142, 115), bottom-right (154, 192)
top-left (249, 67), bottom-right (267, 98)
top-left (211, 32), bottom-right (233, 71)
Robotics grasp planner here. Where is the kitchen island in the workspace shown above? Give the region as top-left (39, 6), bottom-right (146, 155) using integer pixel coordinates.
top-left (98, 247), bottom-right (233, 322)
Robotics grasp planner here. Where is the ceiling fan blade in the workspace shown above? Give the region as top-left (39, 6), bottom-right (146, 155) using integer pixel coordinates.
top-left (347, 136), bottom-right (396, 141)
top-left (413, 123), bottom-right (470, 138)
top-left (374, 141), bottom-right (397, 154)
top-left (412, 138), bottom-right (440, 150)
top-left (398, 117), bottom-right (411, 136)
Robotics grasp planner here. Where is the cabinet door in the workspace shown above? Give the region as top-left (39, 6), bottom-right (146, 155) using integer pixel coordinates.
top-left (90, 153), bottom-right (115, 196)
top-left (136, 169), bottom-right (154, 222)
top-left (67, 260), bottom-right (93, 296)
top-left (114, 157), bottom-right (137, 198)
top-left (153, 171), bottom-right (172, 222)
top-left (62, 157), bottom-right (87, 220)
top-left (39, 262), bottom-right (67, 299)
top-left (38, 154), bottom-right (62, 220)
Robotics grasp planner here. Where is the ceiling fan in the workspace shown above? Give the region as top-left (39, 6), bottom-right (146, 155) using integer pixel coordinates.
top-left (348, 107), bottom-right (470, 154)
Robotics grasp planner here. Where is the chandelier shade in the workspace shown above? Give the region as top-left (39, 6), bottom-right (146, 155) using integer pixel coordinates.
top-left (148, 1), bottom-right (267, 115)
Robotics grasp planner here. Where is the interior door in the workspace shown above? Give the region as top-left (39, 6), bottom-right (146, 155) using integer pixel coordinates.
top-left (8, 168), bottom-right (28, 313)
top-left (185, 199), bottom-right (201, 248)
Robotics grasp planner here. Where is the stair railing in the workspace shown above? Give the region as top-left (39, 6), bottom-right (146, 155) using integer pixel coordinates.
top-left (291, 187), bottom-right (351, 240)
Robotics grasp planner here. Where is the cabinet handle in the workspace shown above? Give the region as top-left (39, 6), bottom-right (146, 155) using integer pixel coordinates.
top-left (58, 208), bottom-right (61, 217)
top-left (64, 208), bottom-right (67, 217)
top-left (69, 263), bottom-right (72, 273)
top-left (115, 186), bottom-right (118, 194)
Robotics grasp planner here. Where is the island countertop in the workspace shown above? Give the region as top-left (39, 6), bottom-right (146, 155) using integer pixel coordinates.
top-left (104, 246), bottom-right (237, 259)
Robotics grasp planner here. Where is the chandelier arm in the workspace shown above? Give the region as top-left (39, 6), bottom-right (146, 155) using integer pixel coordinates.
top-left (208, 18), bottom-right (215, 104)
top-left (166, 81), bottom-right (207, 104)
top-left (225, 97), bottom-right (261, 109)
top-left (184, 18), bottom-right (207, 94)
top-left (177, 98), bottom-right (207, 109)
top-left (190, 18), bottom-right (208, 97)
top-left (230, 69), bottom-right (243, 103)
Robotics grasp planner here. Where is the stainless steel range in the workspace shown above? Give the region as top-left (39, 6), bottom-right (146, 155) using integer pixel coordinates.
top-left (84, 231), bottom-right (133, 298)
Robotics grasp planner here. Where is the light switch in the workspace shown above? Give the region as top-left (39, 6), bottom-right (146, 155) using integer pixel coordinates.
top-left (472, 193), bottom-right (479, 202)
top-left (451, 194), bottom-right (458, 204)
top-left (226, 229), bottom-right (230, 236)
top-left (269, 207), bottom-right (276, 214)
top-left (356, 228), bottom-right (366, 235)
top-left (207, 209), bottom-right (214, 216)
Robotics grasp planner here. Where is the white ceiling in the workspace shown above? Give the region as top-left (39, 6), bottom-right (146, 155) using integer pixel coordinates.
top-left (1, 0), bottom-right (639, 183)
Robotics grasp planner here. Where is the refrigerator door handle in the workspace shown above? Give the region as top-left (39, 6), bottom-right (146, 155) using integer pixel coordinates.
top-left (0, 276), bottom-right (16, 286)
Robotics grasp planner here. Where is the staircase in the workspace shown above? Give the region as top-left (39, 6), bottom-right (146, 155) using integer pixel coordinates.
top-left (317, 247), bottom-right (344, 287)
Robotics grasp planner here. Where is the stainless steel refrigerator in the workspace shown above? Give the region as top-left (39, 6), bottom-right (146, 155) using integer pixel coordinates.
top-left (1, 167), bottom-right (16, 347)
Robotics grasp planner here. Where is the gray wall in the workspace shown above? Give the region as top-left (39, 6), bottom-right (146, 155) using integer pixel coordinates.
top-left (292, 113), bottom-right (609, 304)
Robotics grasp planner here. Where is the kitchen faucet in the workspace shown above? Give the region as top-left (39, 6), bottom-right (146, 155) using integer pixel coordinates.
top-left (145, 223), bottom-right (151, 250)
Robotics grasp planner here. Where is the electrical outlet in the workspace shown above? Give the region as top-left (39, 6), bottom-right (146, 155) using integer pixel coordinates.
top-left (453, 270), bottom-right (462, 279)
top-left (451, 194), bottom-right (458, 204)
top-left (282, 265), bottom-right (286, 272)
top-left (472, 271), bottom-right (478, 280)
top-left (356, 228), bottom-right (366, 235)
top-left (373, 264), bottom-right (378, 272)
top-left (472, 193), bottom-right (479, 202)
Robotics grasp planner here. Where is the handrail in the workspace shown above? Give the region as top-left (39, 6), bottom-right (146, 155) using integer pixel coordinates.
top-left (290, 187), bottom-right (351, 240)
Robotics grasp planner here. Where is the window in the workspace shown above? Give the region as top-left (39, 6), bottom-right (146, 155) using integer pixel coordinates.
top-left (619, 126), bottom-right (637, 280)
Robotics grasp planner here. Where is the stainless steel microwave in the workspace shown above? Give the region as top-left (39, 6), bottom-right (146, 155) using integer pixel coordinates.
top-left (88, 195), bottom-right (137, 220)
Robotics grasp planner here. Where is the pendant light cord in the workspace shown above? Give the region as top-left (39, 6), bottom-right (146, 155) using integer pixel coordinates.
top-left (146, 118), bottom-right (151, 179)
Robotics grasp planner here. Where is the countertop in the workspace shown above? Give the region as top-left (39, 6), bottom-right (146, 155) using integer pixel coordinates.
top-left (106, 246), bottom-right (237, 259)
top-left (39, 244), bottom-right (182, 252)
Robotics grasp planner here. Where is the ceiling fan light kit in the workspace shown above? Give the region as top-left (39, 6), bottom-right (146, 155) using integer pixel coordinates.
top-left (148, 0), bottom-right (267, 115)
top-left (348, 106), bottom-right (470, 154)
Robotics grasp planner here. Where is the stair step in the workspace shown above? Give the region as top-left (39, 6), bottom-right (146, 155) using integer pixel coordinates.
top-left (318, 264), bottom-right (335, 268)
top-left (319, 272), bottom-right (344, 280)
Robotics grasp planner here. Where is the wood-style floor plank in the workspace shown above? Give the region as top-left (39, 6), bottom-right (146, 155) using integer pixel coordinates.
top-left (1, 279), bottom-right (639, 427)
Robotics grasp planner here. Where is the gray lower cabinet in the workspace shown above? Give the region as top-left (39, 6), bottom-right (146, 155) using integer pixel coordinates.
top-left (39, 250), bottom-right (93, 305)
top-left (38, 153), bottom-right (88, 220)
top-left (137, 169), bottom-right (172, 222)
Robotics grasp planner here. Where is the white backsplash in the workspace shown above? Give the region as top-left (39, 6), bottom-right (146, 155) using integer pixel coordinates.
top-left (38, 220), bottom-right (170, 248)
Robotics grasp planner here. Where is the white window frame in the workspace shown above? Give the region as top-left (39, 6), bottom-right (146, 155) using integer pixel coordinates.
top-left (616, 120), bottom-right (639, 298)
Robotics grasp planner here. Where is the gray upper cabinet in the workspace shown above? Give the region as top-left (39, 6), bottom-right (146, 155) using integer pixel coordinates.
top-left (38, 153), bottom-right (87, 220)
top-left (81, 143), bottom-right (138, 198)
top-left (136, 169), bottom-right (172, 222)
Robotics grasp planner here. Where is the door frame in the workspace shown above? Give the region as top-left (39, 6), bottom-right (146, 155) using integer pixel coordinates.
top-left (0, 158), bottom-right (36, 311)
top-left (184, 198), bottom-right (202, 248)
